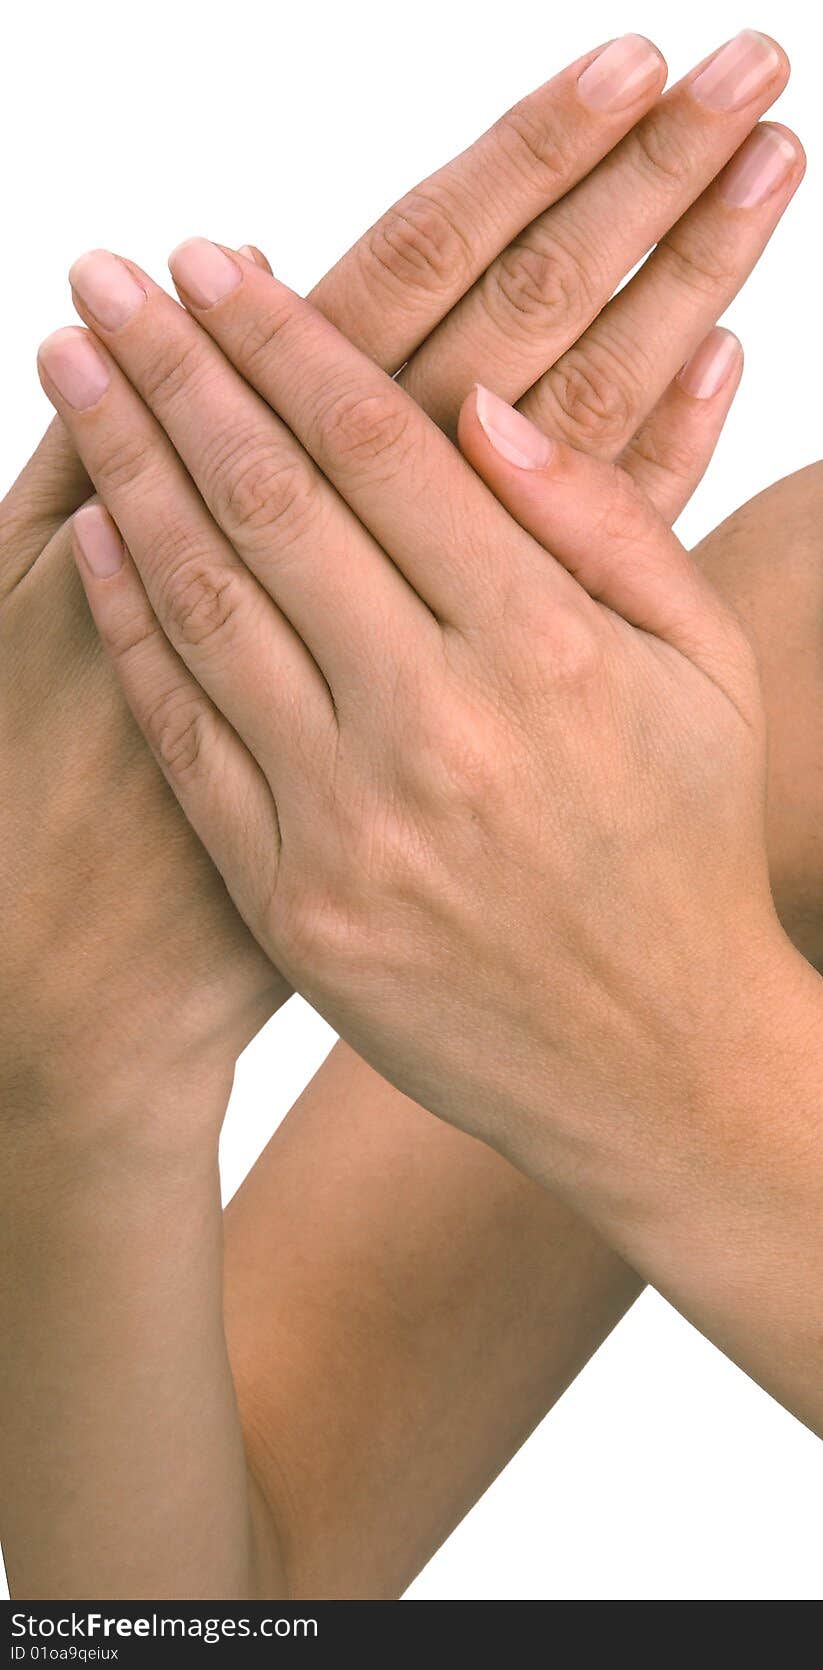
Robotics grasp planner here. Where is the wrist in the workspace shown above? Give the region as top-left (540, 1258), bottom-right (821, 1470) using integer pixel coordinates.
top-left (692, 925), bottom-right (822, 1155)
top-left (587, 923), bottom-right (823, 1269)
top-left (597, 929), bottom-right (823, 1431)
top-left (0, 970), bottom-right (291, 1166)
top-left (511, 916), bottom-right (819, 1242)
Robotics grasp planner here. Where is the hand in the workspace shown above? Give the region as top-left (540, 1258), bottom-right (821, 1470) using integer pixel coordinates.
top-left (41, 248), bottom-right (793, 1150)
top-left (44, 248), bottom-right (823, 1439)
top-left (7, 30), bottom-right (799, 1133)
top-left (0, 420), bottom-right (283, 1135)
top-left (317, 29), bottom-right (796, 514)
top-left (218, 464), bottom-right (823, 1597)
top-left (5, 31), bottom-right (815, 1599)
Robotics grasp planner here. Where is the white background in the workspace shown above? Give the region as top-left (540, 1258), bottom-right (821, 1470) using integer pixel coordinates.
top-left (2, 0), bottom-right (822, 1602)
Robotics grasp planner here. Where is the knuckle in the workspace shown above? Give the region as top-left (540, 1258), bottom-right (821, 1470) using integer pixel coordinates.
top-left (319, 383), bottom-right (415, 482)
top-left (656, 230), bottom-right (736, 302)
top-left (438, 732), bottom-right (500, 808)
top-left (413, 701), bottom-right (503, 813)
top-left (235, 297), bottom-right (300, 372)
top-left (208, 433), bottom-right (319, 544)
top-left (546, 606), bottom-right (607, 686)
top-left (159, 556), bottom-right (245, 650)
top-left (99, 603), bottom-right (161, 663)
top-left (547, 344), bottom-right (639, 453)
top-left (494, 103), bottom-right (575, 191)
top-left (628, 421), bottom-right (696, 487)
top-left (627, 116), bottom-right (693, 193)
top-left (492, 587), bottom-right (606, 694)
top-left (93, 428), bottom-right (154, 493)
top-left (139, 337), bottom-right (212, 411)
top-left (483, 232), bottom-right (597, 340)
top-left (284, 830), bottom-right (439, 984)
top-left (277, 873), bottom-right (367, 979)
top-left (149, 691), bottom-right (214, 781)
top-left (363, 190), bottom-right (475, 298)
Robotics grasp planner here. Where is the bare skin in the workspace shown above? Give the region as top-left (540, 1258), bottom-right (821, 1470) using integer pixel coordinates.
top-left (693, 465), bottom-right (823, 971)
top-left (2, 32), bottom-right (818, 1600)
top-left (6, 467), bottom-right (820, 1604)
top-left (222, 461), bottom-right (823, 1599)
top-left (49, 235), bottom-right (823, 1447)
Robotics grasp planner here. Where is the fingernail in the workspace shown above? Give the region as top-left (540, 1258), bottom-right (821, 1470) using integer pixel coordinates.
top-left (69, 250), bottom-right (147, 330)
top-left (690, 31), bottom-right (780, 112)
top-left (677, 328), bottom-right (742, 399)
top-left (73, 504), bottom-right (125, 577)
top-left (717, 125), bottom-right (798, 208)
top-left (169, 238), bottom-right (243, 307)
top-left (237, 243), bottom-right (272, 273)
top-left (38, 327), bottom-right (110, 410)
top-left (577, 35), bottom-right (664, 111)
top-left (243, 245), bottom-right (274, 276)
top-left (475, 385), bottom-right (553, 469)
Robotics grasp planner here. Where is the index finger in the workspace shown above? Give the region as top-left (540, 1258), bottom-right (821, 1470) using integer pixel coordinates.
top-left (310, 35), bottom-right (666, 372)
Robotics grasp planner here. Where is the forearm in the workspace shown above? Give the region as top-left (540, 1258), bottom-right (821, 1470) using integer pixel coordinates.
top-left (227, 465), bottom-right (823, 1594)
top-left (0, 1066), bottom-right (285, 1600)
top-left (694, 459), bottom-right (823, 974)
top-left (226, 949), bottom-right (823, 1602)
top-left (223, 1041), bottom-right (641, 1599)
top-left (531, 941), bottom-right (823, 1436)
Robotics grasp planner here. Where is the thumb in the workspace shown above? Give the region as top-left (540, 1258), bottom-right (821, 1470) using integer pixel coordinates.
top-left (458, 383), bottom-right (724, 648)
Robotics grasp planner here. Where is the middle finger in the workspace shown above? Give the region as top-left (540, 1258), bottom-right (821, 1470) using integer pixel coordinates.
top-left (401, 30), bottom-right (789, 433)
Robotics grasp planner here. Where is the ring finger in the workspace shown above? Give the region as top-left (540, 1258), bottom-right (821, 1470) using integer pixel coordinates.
top-left (400, 30), bottom-right (790, 433)
top-left (521, 121), bottom-right (803, 454)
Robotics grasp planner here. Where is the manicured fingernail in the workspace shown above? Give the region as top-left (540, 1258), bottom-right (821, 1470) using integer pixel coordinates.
top-left (690, 31), bottom-right (780, 111)
top-left (73, 504), bottom-right (125, 577)
top-left (475, 385), bottom-right (553, 469)
top-left (717, 125), bottom-right (798, 208)
top-left (69, 250), bottom-right (147, 330)
top-left (169, 238), bottom-right (243, 307)
top-left (237, 243), bottom-right (272, 273)
top-left (38, 327), bottom-right (110, 410)
top-left (577, 35), bottom-right (664, 111)
top-left (677, 328), bottom-right (742, 398)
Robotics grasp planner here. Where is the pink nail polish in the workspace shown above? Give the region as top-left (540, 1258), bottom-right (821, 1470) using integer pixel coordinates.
top-left (70, 250), bottom-right (147, 330)
top-left (169, 239), bottom-right (243, 308)
top-left (475, 385), bottom-right (554, 469)
top-left (690, 31), bottom-right (780, 112)
top-left (577, 35), bottom-right (664, 112)
top-left (718, 125), bottom-right (798, 208)
top-left (73, 504), bottom-right (125, 577)
top-left (38, 327), bottom-right (110, 410)
top-left (677, 328), bottom-right (742, 399)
